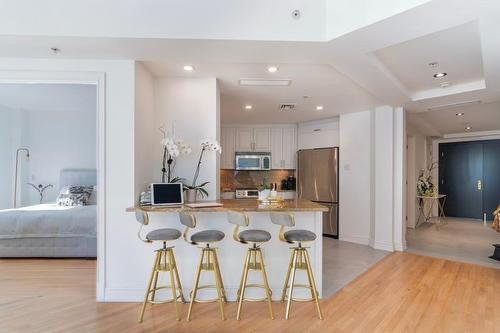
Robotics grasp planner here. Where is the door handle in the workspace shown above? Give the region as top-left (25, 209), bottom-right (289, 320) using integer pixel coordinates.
top-left (477, 180), bottom-right (482, 190)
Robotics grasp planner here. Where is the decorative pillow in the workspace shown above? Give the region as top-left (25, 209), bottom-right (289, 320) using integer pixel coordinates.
top-left (56, 186), bottom-right (93, 206)
top-left (87, 186), bottom-right (97, 205)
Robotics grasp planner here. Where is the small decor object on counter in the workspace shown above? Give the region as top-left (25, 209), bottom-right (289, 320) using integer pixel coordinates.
top-left (492, 205), bottom-right (500, 233)
top-left (257, 177), bottom-right (271, 201)
top-left (159, 125), bottom-right (192, 183)
top-left (184, 138), bottom-right (221, 203)
top-left (27, 183), bottom-right (53, 204)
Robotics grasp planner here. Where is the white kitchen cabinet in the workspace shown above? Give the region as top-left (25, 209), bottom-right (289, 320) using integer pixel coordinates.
top-left (235, 127), bottom-right (270, 152)
top-left (221, 127), bottom-right (236, 169)
top-left (235, 127), bottom-right (254, 151)
top-left (270, 127), bottom-right (297, 169)
top-left (282, 127), bottom-right (297, 169)
top-left (271, 128), bottom-right (283, 169)
top-left (253, 128), bottom-right (271, 151)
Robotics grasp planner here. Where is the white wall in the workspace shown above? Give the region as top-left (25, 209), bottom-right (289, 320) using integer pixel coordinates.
top-left (0, 58), bottom-right (136, 301)
top-left (0, 105), bottom-right (17, 209)
top-left (154, 77), bottom-right (220, 200)
top-left (339, 106), bottom-right (405, 251)
top-left (298, 117), bottom-right (339, 149)
top-left (134, 63), bottom-right (156, 200)
top-left (339, 111), bottom-right (372, 245)
top-left (24, 107), bottom-right (95, 205)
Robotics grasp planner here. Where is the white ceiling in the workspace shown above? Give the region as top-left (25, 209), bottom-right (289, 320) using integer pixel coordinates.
top-left (374, 22), bottom-right (483, 94)
top-left (144, 62), bottom-right (380, 124)
top-left (407, 101), bottom-right (500, 136)
top-left (0, 0), bottom-right (499, 131)
top-left (0, 84), bottom-right (96, 112)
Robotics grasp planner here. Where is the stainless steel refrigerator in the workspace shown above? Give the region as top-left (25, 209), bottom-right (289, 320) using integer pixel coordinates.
top-left (297, 147), bottom-right (339, 237)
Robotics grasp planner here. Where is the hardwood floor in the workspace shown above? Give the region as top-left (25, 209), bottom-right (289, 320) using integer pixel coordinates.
top-left (1, 253), bottom-right (499, 333)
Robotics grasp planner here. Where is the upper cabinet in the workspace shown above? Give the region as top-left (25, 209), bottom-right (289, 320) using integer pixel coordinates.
top-left (221, 127), bottom-right (236, 169)
top-left (271, 127), bottom-right (296, 169)
top-left (282, 127), bottom-right (297, 169)
top-left (235, 127), bottom-right (270, 152)
top-left (223, 125), bottom-right (296, 170)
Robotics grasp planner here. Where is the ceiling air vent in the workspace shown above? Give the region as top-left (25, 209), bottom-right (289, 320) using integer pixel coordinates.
top-left (279, 103), bottom-right (296, 112)
top-left (239, 79), bottom-right (292, 86)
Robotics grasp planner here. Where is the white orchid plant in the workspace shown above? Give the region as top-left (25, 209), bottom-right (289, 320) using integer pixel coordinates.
top-left (417, 161), bottom-right (437, 197)
top-left (159, 126), bottom-right (192, 183)
top-left (185, 138), bottom-right (221, 198)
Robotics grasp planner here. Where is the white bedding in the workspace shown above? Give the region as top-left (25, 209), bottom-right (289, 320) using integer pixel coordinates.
top-left (0, 204), bottom-right (96, 239)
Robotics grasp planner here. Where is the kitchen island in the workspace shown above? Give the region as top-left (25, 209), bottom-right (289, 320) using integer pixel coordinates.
top-left (126, 199), bottom-right (327, 301)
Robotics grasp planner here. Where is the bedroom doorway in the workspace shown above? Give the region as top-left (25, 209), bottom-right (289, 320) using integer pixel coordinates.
top-left (0, 71), bottom-right (106, 299)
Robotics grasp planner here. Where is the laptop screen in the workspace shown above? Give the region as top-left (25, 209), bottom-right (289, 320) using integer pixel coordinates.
top-left (151, 183), bottom-right (184, 206)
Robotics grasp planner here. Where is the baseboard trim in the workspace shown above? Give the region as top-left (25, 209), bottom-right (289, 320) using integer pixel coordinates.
top-left (373, 240), bottom-right (395, 252)
top-left (339, 234), bottom-right (370, 245)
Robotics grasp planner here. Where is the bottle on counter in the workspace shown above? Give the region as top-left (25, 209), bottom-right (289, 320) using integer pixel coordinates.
top-left (270, 183), bottom-right (278, 198)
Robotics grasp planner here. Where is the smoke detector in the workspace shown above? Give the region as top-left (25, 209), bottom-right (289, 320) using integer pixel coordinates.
top-left (279, 103), bottom-right (296, 112)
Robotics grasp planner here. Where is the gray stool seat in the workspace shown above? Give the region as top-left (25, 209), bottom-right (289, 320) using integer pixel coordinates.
top-left (146, 228), bottom-right (182, 241)
top-left (283, 229), bottom-right (316, 242)
top-left (238, 229), bottom-right (271, 243)
top-left (190, 230), bottom-right (225, 243)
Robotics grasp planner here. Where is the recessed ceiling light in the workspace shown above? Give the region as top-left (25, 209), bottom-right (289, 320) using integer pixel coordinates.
top-left (316, 105), bottom-right (324, 111)
top-left (465, 126), bottom-right (472, 130)
top-left (433, 72), bottom-right (447, 78)
top-left (267, 66), bottom-right (279, 73)
top-left (456, 112), bottom-right (464, 116)
top-left (244, 105), bottom-right (253, 110)
top-left (183, 65), bottom-right (194, 71)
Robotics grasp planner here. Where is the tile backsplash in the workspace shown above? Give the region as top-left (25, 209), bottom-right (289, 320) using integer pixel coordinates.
top-left (221, 169), bottom-right (295, 191)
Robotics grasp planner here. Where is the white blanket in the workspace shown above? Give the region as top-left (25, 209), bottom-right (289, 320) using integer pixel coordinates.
top-left (0, 204), bottom-right (96, 239)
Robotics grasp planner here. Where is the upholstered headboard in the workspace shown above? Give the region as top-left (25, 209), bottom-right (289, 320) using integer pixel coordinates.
top-left (59, 168), bottom-right (97, 189)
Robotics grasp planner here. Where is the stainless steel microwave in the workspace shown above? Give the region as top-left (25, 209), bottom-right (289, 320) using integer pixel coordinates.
top-left (235, 152), bottom-right (271, 170)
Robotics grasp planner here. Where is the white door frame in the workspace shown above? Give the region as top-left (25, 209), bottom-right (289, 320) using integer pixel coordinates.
top-left (0, 70), bottom-right (106, 300)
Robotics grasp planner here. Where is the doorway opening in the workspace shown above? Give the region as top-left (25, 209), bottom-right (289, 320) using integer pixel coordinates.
top-left (0, 71), bottom-right (106, 299)
top-left (405, 104), bottom-right (500, 268)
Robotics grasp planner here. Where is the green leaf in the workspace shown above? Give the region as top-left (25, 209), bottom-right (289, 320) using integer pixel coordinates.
top-left (198, 188), bottom-right (209, 197)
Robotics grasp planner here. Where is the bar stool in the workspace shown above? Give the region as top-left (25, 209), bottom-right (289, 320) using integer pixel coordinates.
top-left (269, 212), bottom-right (323, 320)
top-left (135, 209), bottom-right (185, 323)
top-left (179, 212), bottom-right (227, 321)
top-left (227, 211), bottom-right (274, 320)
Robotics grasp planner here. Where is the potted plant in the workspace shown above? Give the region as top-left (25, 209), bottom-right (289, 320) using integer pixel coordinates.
top-left (159, 126), bottom-right (191, 183)
top-left (184, 138), bottom-right (221, 202)
top-left (257, 177), bottom-right (271, 201)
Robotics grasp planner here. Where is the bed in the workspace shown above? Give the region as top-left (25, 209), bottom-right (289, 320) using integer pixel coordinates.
top-left (0, 169), bottom-right (97, 258)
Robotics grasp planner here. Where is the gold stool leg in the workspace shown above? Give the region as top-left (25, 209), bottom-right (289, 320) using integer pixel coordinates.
top-left (281, 250), bottom-right (295, 302)
top-left (285, 249), bottom-right (299, 320)
top-left (150, 251), bottom-right (162, 302)
top-left (138, 250), bottom-right (161, 323)
top-left (186, 248), bottom-right (205, 322)
top-left (167, 249), bottom-right (181, 321)
top-left (170, 249), bottom-right (186, 303)
top-left (303, 248), bottom-right (324, 320)
top-left (257, 248), bottom-right (275, 320)
top-left (212, 248), bottom-right (226, 320)
top-left (212, 248), bottom-right (228, 303)
top-left (236, 249), bottom-right (252, 320)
